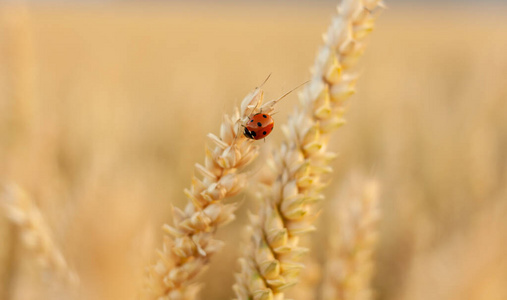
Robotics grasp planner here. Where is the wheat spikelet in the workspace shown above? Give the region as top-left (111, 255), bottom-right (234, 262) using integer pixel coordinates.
top-left (233, 1), bottom-right (384, 299)
top-left (0, 184), bottom-right (79, 286)
top-left (321, 177), bottom-right (380, 300)
top-left (143, 83), bottom-right (286, 300)
top-left (284, 256), bottom-right (321, 300)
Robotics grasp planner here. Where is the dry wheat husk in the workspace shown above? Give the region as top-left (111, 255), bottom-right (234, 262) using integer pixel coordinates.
top-left (233, 1), bottom-right (384, 299)
top-left (144, 84), bottom-right (287, 300)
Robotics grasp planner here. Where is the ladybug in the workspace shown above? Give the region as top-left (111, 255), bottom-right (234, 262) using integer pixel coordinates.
top-left (243, 113), bottom-right (274, 140)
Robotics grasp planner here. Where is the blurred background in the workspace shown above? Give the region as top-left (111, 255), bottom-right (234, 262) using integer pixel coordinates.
top-left (1, 1), bottom-right (506, 300)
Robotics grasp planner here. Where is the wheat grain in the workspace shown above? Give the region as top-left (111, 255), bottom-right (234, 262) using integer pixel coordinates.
top-left (143, 83), bottom-right (286, 300)
top-left (233, 1), bottom-right (383, 299)
top-left (321, 177), bottom-right (380, 300)
top-left (0, 184), bottom-right (79, 286)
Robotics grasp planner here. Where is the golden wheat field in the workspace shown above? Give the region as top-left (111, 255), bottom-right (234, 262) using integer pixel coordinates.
top-left (1, 1), bottom-right (507, 300)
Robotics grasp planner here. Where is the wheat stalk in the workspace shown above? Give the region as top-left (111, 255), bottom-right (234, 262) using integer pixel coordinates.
top-left (0, 184), bottom-right (79, 286)
top-left (233, 1), bottom-right (383, 299)
top-left (143, 83), bottom-right (287, 300)
top-left (321, 177), bottom-right (380, 300)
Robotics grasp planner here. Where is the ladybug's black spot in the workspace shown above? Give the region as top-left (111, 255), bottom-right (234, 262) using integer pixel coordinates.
top-left (251, 131), bottom-right (256, 137)
top-left (263, 114), bottom-right (267, 118)
top-left (263, 131), bottom-right (267, 135)
top-left (257, 122), bottom-right (262, 127)
top-left (250, 120), bottom-right (253, 122)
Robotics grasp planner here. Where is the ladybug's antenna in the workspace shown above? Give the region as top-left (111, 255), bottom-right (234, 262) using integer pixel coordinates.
top-left (272, 80), bottom-right (309, 105)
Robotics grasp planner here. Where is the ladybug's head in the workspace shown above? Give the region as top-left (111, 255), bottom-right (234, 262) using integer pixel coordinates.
top-left (243, 127), bottom-right (255, 139)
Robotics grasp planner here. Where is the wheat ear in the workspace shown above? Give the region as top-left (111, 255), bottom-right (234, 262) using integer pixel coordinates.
top-left (233, 1), bottom-right (383, 299)
top-left (321, 177), bottom-right (380, 300)
top-left (0, 184), bottom-right (79, 286)
top-left (144, 84), bottom-right (285, 300)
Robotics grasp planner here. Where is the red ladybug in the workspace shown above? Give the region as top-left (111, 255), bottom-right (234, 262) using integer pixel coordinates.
top-left (243, 113), bottom-right (274, 140)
